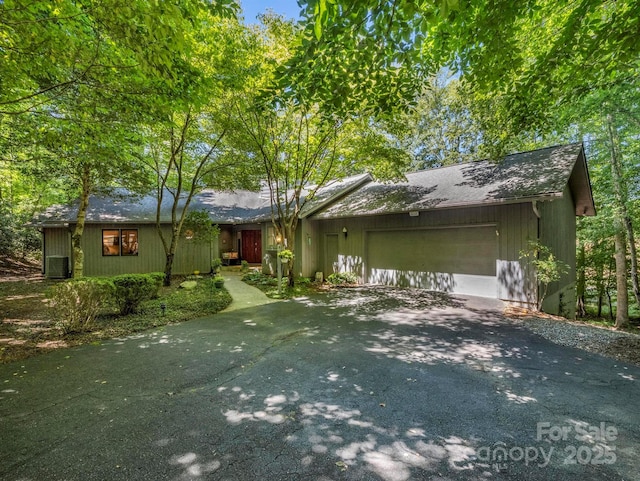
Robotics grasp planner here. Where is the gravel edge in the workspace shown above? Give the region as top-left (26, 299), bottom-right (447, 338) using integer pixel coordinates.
top-left (517, 316), bottom-right (640, 366)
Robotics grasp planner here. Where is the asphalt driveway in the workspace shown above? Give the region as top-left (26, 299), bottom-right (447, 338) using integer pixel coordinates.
top-left (1, 278), bottom-right (638, 481)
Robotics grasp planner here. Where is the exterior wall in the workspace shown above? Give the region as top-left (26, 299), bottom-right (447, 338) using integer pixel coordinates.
top-left (262, 221), bottom-right (277, 275)
top-left (310, 203), bottom-right (539, 304)
top-left (44, 224), bottom-right (213, 277)
top-left (299, 218), bottom-right (320, 280)
top-left (218, 226), bottom-right (234, 257)
top-left (42, 227), bottom-right (72, 275)
top-left (261, 222), bottom-right (307, 278)
top-left (539, 186), bottom-right (577, 318)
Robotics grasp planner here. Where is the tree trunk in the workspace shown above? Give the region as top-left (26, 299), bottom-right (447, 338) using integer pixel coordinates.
top-left (576, 241), bottom-right (587, 317)
top-left (595, 243), bottom-right (605, 317)
top-left (163, 253), bottom-right (174, 287)
top-left (605, 287), bottom-right (614, 321)
top-left (284, 221), bottom-right (296, 287)
top-left (613, 230), bottom-right (629, 328)
top-left (163, 227), bottom-right (180, 287)
top-left (606, 112), bottom-right (629, 328)
top-left (625, 215), bottom-right (640, 307)
top-left (72, 164), bottom-right (92, 278)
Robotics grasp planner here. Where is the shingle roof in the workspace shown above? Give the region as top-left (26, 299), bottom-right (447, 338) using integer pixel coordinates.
top-left (312, 143), bottom-right (595, 219)
top-left (32, 173), bottom-right (372, 226)
top-left (32, 145), bottom-right (594, 226)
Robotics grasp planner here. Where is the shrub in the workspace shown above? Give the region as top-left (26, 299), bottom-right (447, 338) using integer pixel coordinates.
top-left (112, 273), bottom-right (162, 315)
top-left (520, 240), bottom-right (569, 311)
top-left (242, 271), bottom-right (266, 283)
top-left (327, 272), bottom-right (358, 285)
top-left (211, 257), bottom-right (222, 273)
top-left (49, 278), bottom-right (115, 333)
top-left (148, 272), bottom-right (164, 296)
top-left (241, 260), bottom-right (249, 272)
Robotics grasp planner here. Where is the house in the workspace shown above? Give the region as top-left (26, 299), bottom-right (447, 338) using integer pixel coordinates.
top-left (33, 143), bottom-right (594, 317)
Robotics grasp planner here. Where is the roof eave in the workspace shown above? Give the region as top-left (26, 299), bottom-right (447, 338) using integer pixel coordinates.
top-left (314, 193), bottom-right (565, 220)
top-left (568, 146), bottom-right (596, 216)
top-left (301, 174), bottom-right (373, 219)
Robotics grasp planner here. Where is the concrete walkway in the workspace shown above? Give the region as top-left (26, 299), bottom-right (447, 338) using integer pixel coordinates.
top-left (218, 271), bottom-right (279, 311)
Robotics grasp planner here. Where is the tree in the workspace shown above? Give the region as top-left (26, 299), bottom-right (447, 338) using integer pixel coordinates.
top-left (1, 0), bottom-right (240, 273)
top-left (144, 14), bottom-right (260, 286)
top-left (520, 241), bottom-right (569, 312)
top-left (234, 14), bottom-right (410, 286)
top-left (291, 0), bottom-right (640, 127)
top-left (389, 73), bottom-right (483, 170)
top-left (29, 87), bottom-right (149, 277)
top-left (0, 0), bottom-right (238, 115)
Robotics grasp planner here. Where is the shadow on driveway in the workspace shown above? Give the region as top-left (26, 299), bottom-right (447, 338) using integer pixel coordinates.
top-left (0, 286), bottom-right (638, 480)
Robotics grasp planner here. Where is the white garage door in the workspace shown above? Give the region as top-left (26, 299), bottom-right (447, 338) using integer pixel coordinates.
top-left (366, 225), bottom-right (498, 298)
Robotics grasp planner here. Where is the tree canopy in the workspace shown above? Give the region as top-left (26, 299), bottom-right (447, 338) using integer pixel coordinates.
top-left (287, 0), bottom-right (640, 130)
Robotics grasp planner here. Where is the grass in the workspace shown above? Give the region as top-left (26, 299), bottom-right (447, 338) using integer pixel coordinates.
top-left (0, 275), bottom-right (232, 363)
top-left (579, 296), bottom-right (640, 333)
top-left (579, 314), bottom-right (640, 334)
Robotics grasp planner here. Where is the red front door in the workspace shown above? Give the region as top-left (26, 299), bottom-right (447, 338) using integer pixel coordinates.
top-left (241, 230), bottom-right (262, 263)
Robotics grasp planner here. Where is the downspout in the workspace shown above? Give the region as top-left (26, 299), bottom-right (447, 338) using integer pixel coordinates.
top-left (532, 200), bottom-right (541, 220)
top-left (39, 228), bottom-right (45, 275)
top-left (532, 200), bottom-right (541, 308)
top-left (68, 227), bottom-right (73, 277)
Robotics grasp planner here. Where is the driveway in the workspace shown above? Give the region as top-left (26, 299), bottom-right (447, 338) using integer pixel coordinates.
top-left (0, 279), bottom-right (638, 481)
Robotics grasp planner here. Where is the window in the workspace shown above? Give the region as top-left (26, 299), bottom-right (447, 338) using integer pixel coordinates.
top-left (102, 229), bottom-right (138, 256)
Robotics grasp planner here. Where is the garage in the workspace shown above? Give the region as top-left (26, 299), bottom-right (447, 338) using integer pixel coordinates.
top-left (365, 225), bottom-right (499, 298)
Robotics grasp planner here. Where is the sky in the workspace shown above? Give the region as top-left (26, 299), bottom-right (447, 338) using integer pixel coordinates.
top-left (238, 0), bottom-right (302, 23)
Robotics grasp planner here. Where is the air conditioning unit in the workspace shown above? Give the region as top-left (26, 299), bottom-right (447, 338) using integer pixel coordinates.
top-left (46, 256), bottom-right (69, 279)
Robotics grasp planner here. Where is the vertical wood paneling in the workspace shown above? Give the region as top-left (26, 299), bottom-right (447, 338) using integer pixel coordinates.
top-left (311, 203), bottom-right (540, 304)
top-left (79, 224), bottom-right (211, 277)
top-left (539, 186), bottom-right (577, 316)
top-left (44, 228), bottom-right (70, 257)
top-left (43, 228), bottom-right (71, 276)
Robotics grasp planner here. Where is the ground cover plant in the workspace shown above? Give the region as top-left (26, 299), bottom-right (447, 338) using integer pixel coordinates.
top-left (241, 271), bottom-right (319, 299)
top-left (0, 268), bottom-right (231, 363)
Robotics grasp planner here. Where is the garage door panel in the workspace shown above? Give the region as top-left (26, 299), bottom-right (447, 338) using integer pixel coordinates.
top-left (366, 226), bottom-right (498, 297)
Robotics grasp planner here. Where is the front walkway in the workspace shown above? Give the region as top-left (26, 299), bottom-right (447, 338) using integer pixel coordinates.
top-left (218, 271), bottom-right (279, 312)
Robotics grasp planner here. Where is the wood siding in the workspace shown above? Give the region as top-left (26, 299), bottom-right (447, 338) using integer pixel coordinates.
top-left (44, 224), bottom-right (213, 277)
top-left (539, 186), bottom-right (577, 317)
top-left (42, 228), bottom-right (71, 275)
top-left (310, 203), bottom-right (538, 303)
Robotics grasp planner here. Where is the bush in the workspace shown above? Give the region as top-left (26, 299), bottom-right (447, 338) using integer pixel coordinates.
top-left (520, 241), bottom-right (569, 311)
top-left (327, 272), bottom-right (358, 285)
top-left (112, 273), bottom-right (162, 315)
top-left (49, 278), bottom-right (115, 333)
top-left (148, 272), bottom-right (164, 296)
top-left (211, 258), bottom-right (222, 273)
